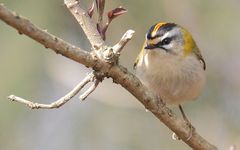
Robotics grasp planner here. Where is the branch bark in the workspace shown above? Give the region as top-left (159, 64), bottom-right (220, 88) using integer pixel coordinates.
top-left (65, 0), bottom-right (104, 47)
top-left (0, 2), bottom-right (217, 150)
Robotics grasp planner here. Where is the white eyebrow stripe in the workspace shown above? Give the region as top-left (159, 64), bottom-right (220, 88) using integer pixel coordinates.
top-left (160, 27), bottom-right (179, 41)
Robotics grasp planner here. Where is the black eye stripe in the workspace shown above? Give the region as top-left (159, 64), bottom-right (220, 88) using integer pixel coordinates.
top-left (154, 37), bottom-right (172, 47)
top-left (161, 37), bottom-right (172, 45)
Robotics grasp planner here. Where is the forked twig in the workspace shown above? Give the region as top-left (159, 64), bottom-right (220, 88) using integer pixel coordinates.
top-left (79, 79), bottom-right (100, 101)
top-left (7, 72), bottom-right (96, 109)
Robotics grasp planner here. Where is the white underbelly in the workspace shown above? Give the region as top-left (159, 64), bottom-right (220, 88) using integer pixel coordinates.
top-left (135, 51), bottom-right (205, 105)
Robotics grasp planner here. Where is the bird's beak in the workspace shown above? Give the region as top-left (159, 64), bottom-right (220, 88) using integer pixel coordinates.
top-left (144, 44), bottom-right (157, 50)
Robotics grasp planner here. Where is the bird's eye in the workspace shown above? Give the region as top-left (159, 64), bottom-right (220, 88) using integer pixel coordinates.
top-left (161, 37), bottom-right (172, 45)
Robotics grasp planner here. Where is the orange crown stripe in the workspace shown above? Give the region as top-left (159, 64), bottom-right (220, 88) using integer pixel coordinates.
top-left (151, 22), bottom-right (167, 37)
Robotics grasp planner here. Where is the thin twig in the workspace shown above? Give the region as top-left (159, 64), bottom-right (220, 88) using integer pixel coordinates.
top-left (96, 0), bottom-right (105, 27)
top-left (79, 71), bottom-right (103, 101)
top-left (99, 30), bottom-right (135, 62)
top-left (64, 0), bottom-right (104, 48)
top-left (79, 79), bottom-right (100, 101)
top-left (7, 73), bottom-right (95, 109)
top-left (96, 0), bottom-right (105, 35)
top-left (112, 29), bottom-right (135, 55)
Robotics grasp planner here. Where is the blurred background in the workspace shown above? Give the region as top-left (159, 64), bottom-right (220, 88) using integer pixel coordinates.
top-left (0, 0), bottom-right (240, 149)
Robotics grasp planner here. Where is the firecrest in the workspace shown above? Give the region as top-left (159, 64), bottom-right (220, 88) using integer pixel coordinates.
top-left (134, 22), bottom-right (206, 137)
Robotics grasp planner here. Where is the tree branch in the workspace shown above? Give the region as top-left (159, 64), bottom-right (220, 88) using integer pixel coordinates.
top-left (8, 72), bottom-right (96, 109)
top-left (112, 29), bottom-right (135, 55)
top-left (65, 0), bottom-right (104, 47)
top-left (0, 2), bottom-right (218, 150)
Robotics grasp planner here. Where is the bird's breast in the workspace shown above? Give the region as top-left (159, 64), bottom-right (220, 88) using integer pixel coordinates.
top-left (135, 50), bottom-right (205, 105)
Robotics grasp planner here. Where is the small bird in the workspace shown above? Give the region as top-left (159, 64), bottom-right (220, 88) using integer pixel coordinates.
top-left (134, 22), bottom-right (206, 139)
